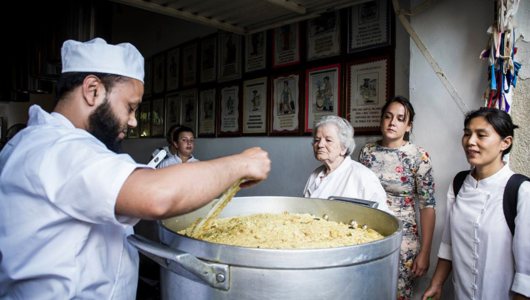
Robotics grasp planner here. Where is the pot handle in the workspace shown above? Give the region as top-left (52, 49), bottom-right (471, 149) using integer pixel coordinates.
top-left (127, 234), bottom-right (230, 291)
top-left (327, 196), bottom-right (379, 209)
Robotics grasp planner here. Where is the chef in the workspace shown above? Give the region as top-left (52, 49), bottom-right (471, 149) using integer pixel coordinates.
top-left (0, 38), bottom-right (270, 299)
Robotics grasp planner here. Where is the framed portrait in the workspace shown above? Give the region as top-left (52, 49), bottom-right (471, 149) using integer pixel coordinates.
top-left (144, 57), bottom-right (153, 98)
top-left (273, 22), bottom-right (300, 68)
top-left (348, 0), bottom-right (391, 53)
top-left (151, 98), bottom-right (165, 137)
top-left (166, 47), bottom-right (180, 91)
top-left (127, 110), bottom-right (140, 138)
top-left (180, 89), bottom-right (199, 134)
top-left (245, 31), bottom-right (267, 73)
top-left (347, 56), bottom-right (390, 134)
top-left (218, 31), bottom-right (242, 83)
top-left (139, 100), bottom-right (151, 137)
top-left (200, 34), bottom-right (217, 84)
top-left (270, 72), bottom-right (301, 135)
top-left (242, 77), bottom-right (268, 135)
top-left (153, 53), bottom-right (165, 95)
top-left (198, 88), bottom-right (216, 137)
top-left (165, 92), bottom-right (181, 132)
top-left (182, 41), bottom-right (198, 87)
top-left (305, 63), bottom-right (341, 133)
top-left (218, 84), bottom-right (241, 136)
top-left (307, 11), bottom-right (341, 61)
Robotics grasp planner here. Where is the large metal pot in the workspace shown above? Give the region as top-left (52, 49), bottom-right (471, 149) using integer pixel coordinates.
top-left (128, 196), bottom-right (402, 300)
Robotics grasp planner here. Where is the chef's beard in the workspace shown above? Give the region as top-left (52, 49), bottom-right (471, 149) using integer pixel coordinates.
top-left (88, 98), bottom-right (124, 153)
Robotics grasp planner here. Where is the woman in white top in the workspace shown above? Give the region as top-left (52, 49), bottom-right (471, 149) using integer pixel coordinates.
top-left (158, 126), bottom-right (199, 168)
top-left (303, 115), bottom-right (391, 213)
top-left (422, 107), bottom-right (530, 300)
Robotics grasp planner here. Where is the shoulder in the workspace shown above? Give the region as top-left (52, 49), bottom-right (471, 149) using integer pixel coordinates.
top-left (345, 159), bottom-right (379, 179)
top-left (405, 143), bottom-right (432, 162)
top-left (361, 141), bottom-right (378, 151)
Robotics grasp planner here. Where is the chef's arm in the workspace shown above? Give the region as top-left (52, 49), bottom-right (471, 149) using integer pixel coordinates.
top-left (422, 258), bottom-right (452, 300)
top-left (116, 147), bottom-right (270, 220)
top-left (514, 294), bottom-right (530, 300)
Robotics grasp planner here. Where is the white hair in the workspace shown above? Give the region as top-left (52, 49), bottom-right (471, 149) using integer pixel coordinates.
top-left (313, 116), bottom-right (355, 156)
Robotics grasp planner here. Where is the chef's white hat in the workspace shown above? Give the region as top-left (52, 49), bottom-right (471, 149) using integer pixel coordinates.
top-left (61, 37), bottom-right (145, 83)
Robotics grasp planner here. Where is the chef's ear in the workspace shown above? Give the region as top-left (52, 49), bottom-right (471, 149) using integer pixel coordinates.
top-left (82, 75), bottom-right (104, 106)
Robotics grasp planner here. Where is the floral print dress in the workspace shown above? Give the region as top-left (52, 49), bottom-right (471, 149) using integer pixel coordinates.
top-left (359, 141), bottom-right (435, 300)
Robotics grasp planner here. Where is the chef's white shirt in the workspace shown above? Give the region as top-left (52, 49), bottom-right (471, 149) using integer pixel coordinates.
top-left (157, 152), bottom-right (199, 168)
top-left (303, 156), bottom-right (391, 214)
top-left (438, 164), bottom-right (530, 299)
top-left (0, 105), bottom-right (146, 300)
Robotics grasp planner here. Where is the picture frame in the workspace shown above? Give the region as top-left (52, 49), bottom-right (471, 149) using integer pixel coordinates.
top-left (245, 31), bottom-right (267, 73)
top-left (218, 83), bottom-right (241, 136)
top-left (144, 57), bottom-right (153, 98)
top-left (307, 11), bottom-right (341, 61)
top-left (151, 97), bottom-right (165, 137)
top-left (139, 100), bottom-right (151, 137)
top-left (200, 34), bottom-right (217, 84)
top-left (305, 63), bottom-right (341, 133)
top-left (273, 22), bottom-right (301, 68)
top-left (180, 89), bottom-right (199, 134)
top-left (270, 71), bottom-right (301, 135)
top-left (153, 53), bottom-right (165, 95)
top-left (242, 77), bottom-right (268, 135)
top-left (165, 92), bottom-right (181, 133)
top-left (182, 40), bottom-right (198, 88)
top-left (347, 0), bottom-right (391, 53)
top-left (127, 110), bottom-right (140, 139)
top-left (198, 88), bottom-right (216, 137)
top-left (218, 31), bottom-right (242, 83)
top-left (347, 55), bottom-right (390, 134)
top-left (166, 47), bottom-right (180, 92)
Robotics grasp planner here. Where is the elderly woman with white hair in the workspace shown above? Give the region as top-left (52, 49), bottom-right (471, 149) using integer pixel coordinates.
top-left (303, 116), bottom-right (391, 213)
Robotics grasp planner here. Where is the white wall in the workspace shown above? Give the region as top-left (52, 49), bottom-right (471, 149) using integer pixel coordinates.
top-left (408, 0), bottom-right (492, 298)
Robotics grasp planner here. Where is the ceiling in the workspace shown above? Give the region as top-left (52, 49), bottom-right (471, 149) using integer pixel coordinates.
top-left (110, 0), bottom-right (373, 35)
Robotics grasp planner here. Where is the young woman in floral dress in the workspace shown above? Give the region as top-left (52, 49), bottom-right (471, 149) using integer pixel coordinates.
top-left (359, 96), bottom-right (436, 300)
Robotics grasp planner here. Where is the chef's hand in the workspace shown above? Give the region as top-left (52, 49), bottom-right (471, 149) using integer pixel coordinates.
top-left (421, 285), bottom-right (442, 300)
top-left (411, 249), bottom-right (430, 279)
top-left (237, 147), bottom-right (270, 188)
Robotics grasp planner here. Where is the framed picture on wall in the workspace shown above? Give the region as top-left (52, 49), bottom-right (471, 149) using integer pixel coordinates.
top-left (273, 23), bottom-right (300, 68)
top-left (165, 92), bottom-right (181, 133)
top-left (153, 53), bottom-right (165, 94)
top-left (270, 71), bottom-right (301, 135)
top-left (180, 89), bottom-right (198, 134)
top-left (347, 55), bottom-right (390, 134)
top-left (139, 100), bottom-right (151, 137)
top-left (218, 83), bottom-right (241, 136)
top-left (151, 97), bottom-right (165, 137)
top-left (307, 11), bottom-right (341, 61)
top-left (242, 77), bottom-right (268, 135)
top-left (144, 57), bottom-right (153, 98)
top-left (182, 41), bottom-right (198, 87)
top-left (198, 88), bottom-right (216, 137)
top-left (200, 34), bottom-right (217, 84)
top-left (347, 0), bottom-right (391, 53)
top-left (166, 47), bottom-right (180, 92)
top-left (305, 63), bottom-right (341, 133)
top-left (245, 31), bottom-right (267, 73)
top-left (218, 31), bottom-right (242, 83)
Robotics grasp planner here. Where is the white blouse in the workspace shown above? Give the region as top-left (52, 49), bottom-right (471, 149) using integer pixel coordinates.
top-left (303, 156), bottom-right (391, 214)
top-left (438, 164), bottom-right (530, 299)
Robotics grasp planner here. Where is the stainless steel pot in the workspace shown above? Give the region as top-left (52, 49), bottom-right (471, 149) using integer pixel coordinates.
top-left (128, 196), bottom-right (403, 300)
